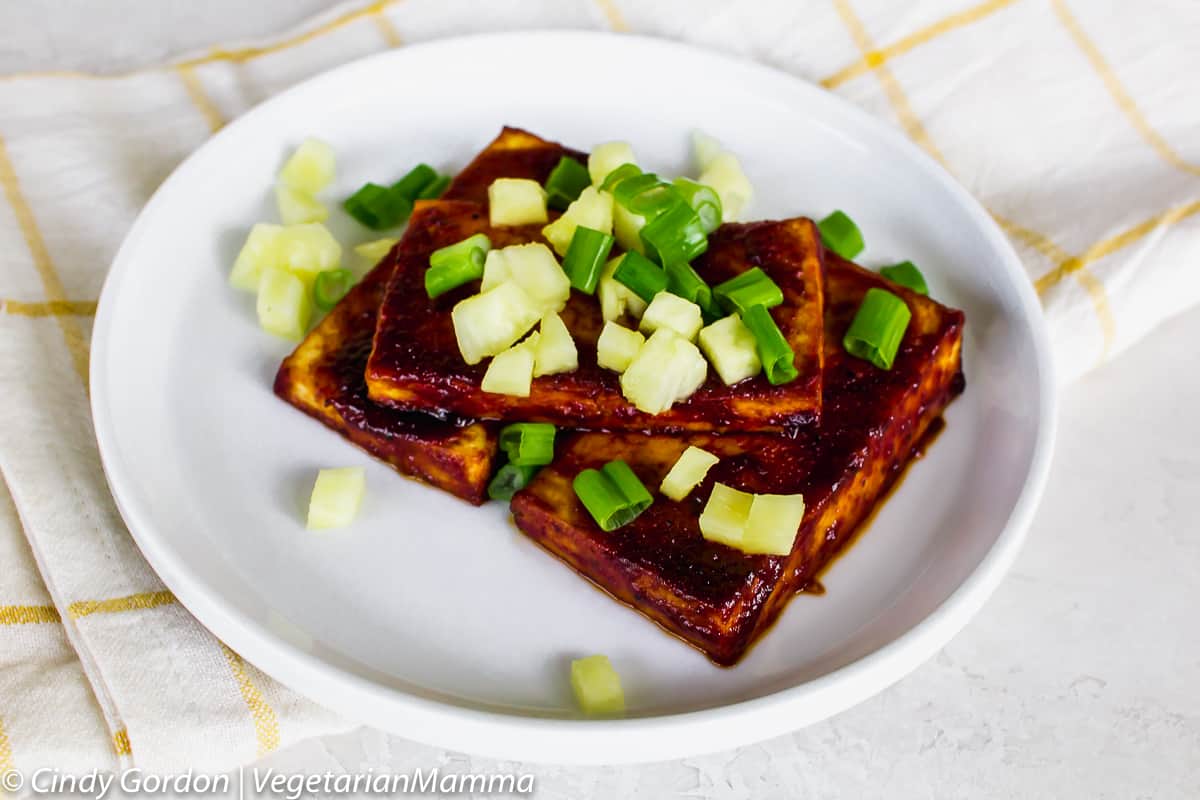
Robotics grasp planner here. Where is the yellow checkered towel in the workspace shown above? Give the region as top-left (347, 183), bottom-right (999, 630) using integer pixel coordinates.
top-left (1, 0), bottom-right (1197, 772)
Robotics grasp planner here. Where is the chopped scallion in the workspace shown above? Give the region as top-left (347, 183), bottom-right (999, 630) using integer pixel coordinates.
top-left (879, 260), bottom-right (928, 295)
top-left (562, 226), bottom-right (615, 294)
top-left (312, 268), bottom-right (355, 312)
top-left (487, 463), bottom-right (539, 502)
top-left (713, 267), bottom-right (784, 315)
top-left (573, 460), bottom-right (654, 532)
top-left (599, 163), bottom-right (642, 193)
top-left (640, 202), bottom-right (709, 267)
top-left (499, 422), bottom-right (557, 466)
top-left (742, 304), bottom-right (798, 385)
top-left (672, 178), bottom-right (723, 234)
top-left (613, 251), bottom-right (668, 303)
top-left (843, 288), bottom-right (911, 369)
top-left (425, 233), bottom-right (490, 298)
top-left (343, 182), bottom-right (412, 230)
top-left (600, 460), bottom-right (654, 515)
top-left (544, 156), bottom-right (592, 210)
top-left (391, 163), bottom-right (438, 200)
top-left (817, 210), bottom-right (864, 259)
top-left (417, 174), bottom-right (451, 200)
top-left (664, 261), bottom-right (715, 316)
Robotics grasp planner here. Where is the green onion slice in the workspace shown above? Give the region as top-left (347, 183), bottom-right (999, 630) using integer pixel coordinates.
top-left (392, 163), bottom-right (438, 200)
top-left (742, 304), bottom-right (798, 385)
top-left (879, 260), bottom-right (928, 295)
top-left (817, 210), bottom-right (865, 259)
top-left (312, 269), bottom-right (355, 312)
top-left (563, 226), bottom-right (615, 294)
top-left (573, 460), bottom-right (654, 532)
top-left (417, 174), bottom-right (451, 200)
top-left (599, 163), bottom-right (642, 193)
top-left (713, 267), bottom-right (784, 315)
top-left (544, 156), bottom-right (592, 210)
top-left (425, 233), bottom-right (490, 298)
top-left (344, 183), bottom-right (412, 230)
top-left (672, 178), bottom-right (723, 234)
top-left (610, 173), bottom-right (664, 209)
top-left (599, 460), bottom-right (653, 515)
top-left (640, 202), bottom-right (709, 267)
top-left (613, 251), bottom-right (668, 303)
top-left (842, 288), bottom-right (911, 370)
top-left (488, 463), bottom-right (539, 502)
top-left (499, 422), bottom-right (557, 466)
top-left (664, 261), bottom-right (715, 315)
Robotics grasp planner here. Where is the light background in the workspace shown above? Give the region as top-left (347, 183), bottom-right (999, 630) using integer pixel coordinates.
top-left (0, 2), bottom-right (1196, 798)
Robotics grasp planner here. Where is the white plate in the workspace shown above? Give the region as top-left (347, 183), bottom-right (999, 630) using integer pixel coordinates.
top-left (91, 32), bottom-right (1056, 764)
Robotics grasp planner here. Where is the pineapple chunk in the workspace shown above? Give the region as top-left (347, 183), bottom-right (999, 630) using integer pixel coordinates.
top-left (660, 446), bottom-right (720, 501)
top-left (541, 187), bottom-right (615, 256)
top-left (480, 243), bottom-right (570, 314)
top-left (699, 151), bottom-right (752, 222)
top-left (533, 312), bottom-right (578, 376)
top-left (229, 223), bottom-right (283, 292)
top-left (256, 266), bottom-right (311, 340)
top-left (277, 223), bottom-right (342, 284)
top-left (279, 139), bottom-right (335, 194)
top-left (587, 141), bottom-right (637, 187)
top-left (620, 329), bottom-right (708, 414)
top-left (481, 337), bottom-right (537, 397)
top-left (275, 184), bottom-right (328, 225)
top-left (353, 237), bottom-right (398, 263)
top-left (698, 313), bottom-right (762, 385)
top-left (306, 467), bottom-right (365, 529)
top-left (639, 292), bottom-right (704, 341)
top-left (451, 281), bottom-right (542, 365)
top-left (691, 130), bottom-right (723, 172)
top-left (598, 256), bottom-right (648, 322)
top-left (596, 321), bottom-right (645, 373)
top-left (742, 493), bottom-right (805, 555)
top-left (570, 654), bottom-right (625, 716)
top-left (612, 203), bottom-right (646, 254)
top-left (699, 483), bottom-right (753, 549)
top-left (488, 178), bottom-right (548, 226)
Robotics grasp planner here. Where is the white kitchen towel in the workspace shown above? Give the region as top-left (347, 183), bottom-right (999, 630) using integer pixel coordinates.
top-left (0, 0), bottom-right (1197, 774)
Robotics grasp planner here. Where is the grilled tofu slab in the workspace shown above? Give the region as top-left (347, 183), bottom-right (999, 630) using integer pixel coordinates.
top-left (510, 256), bottom-right (965, 665)
top-left (273, 237), bottom-right (500, 506)
top-left (366, 129), bottom-right (824, 432)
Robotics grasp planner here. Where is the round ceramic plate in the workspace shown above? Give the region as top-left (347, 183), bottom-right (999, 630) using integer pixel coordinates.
top-left (91, 32), bottom-right (1055, 764)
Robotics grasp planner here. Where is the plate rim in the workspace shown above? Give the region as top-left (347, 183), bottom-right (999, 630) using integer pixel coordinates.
top-left (90, 30), bottom-right (1058, 764)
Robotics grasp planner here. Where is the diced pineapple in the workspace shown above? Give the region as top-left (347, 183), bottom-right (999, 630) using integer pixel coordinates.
top-left (488, 178), bottom-right (548, 226)
top-left (699, 483), bottom-right (753, 548)
top-left (533, 312), bottom-right (578, 376)
top-left (256, 266), bottom-right (311, 340)
top-left (451, 281), bottom-right (542, 364)
top-left (230, 223), bottom-right (283, 292)
top-left (698, 313), bottom-right (762, 385)
top-left (691, 130), bottom-right (723, 172)
top-left (481, 337), bottom-right (537, 397)
top-left (275, 184), bottom-right (328, 225)
top-left (598, 256), bottom-right (648, 322)
top-left (612, 203), bottom-right (646, 254)
top-left (353, 237), bottom-right (399, 263)
top-left (279, 139), bottom-right (335, 194)
top-left (587, 141), bottom-right (637, 187)
top-left (306, 467), bottom-right (365, 530)
top-left (699, 151), bottom-right (752, 222)
top-left (541, 187), bottom-right (615, 256)
top-left (596, 321), bottom-right (645, 373)
top-left (742, 493), bottom-right (805, 555)
top-left (277, 223), bottom-right (342, 283)
top-left (570, 654), bottom-right (625, 716)
top-left (480, 243), bottom-right (571, 314)
top-left (620, 329), bottom-right (708, 414)
top-left (639, 292), bottom-right (704, 341)
top-left (660, 445), bottom-right (720, 501)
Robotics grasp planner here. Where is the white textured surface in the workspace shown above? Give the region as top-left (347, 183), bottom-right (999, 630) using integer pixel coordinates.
top-left (5, 4), bottom-right (1196, 796)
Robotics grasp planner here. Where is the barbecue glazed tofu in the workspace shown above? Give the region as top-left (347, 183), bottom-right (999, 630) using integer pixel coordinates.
top-left (366, 129), bottom-right (825, 432)
top-left (273, 248), bottom-right (499, 505)
top-left (509, 256), bottom-right (965, 665)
